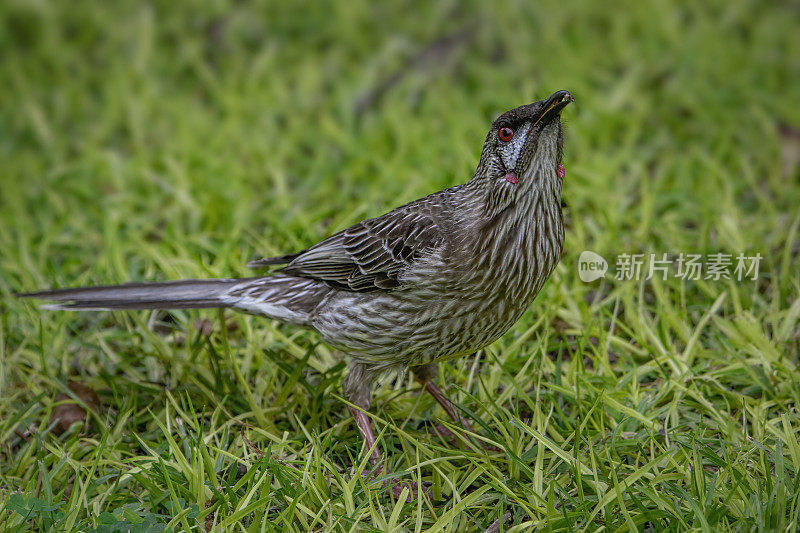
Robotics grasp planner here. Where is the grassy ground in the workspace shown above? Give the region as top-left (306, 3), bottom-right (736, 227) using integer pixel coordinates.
top-left (1, 0), bottom-right (799, 531)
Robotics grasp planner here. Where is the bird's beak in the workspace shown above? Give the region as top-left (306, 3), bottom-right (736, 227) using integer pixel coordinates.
top-left (513, 90), bottom-right (574, 175)
top-left (533, 90), bottom-right (574, 128)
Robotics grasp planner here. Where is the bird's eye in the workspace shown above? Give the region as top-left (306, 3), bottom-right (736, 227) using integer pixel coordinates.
top-left (499, 127), bottom-right (514, 142)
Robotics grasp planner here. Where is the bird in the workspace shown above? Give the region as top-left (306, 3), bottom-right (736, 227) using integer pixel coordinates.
top-left (19, 90), bottom-right (573, 488)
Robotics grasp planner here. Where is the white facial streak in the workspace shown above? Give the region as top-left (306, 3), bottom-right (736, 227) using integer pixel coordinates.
top-left (497, 122), bottom-right (531, 171)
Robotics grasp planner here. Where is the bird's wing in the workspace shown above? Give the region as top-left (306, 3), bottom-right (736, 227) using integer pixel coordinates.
top-left (247, 202), bottom-right (447, 292)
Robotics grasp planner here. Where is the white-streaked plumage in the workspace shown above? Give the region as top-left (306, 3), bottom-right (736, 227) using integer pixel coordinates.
top-left (20, 91), bottom-right (573, 414)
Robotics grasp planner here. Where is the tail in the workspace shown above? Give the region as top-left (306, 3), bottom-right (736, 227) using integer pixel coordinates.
top-left (16, 278), bottom-right (256, 311)
top-left (17, 275), bottom-right (328, 327)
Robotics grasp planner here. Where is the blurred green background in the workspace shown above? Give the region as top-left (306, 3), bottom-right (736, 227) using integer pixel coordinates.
top-left (1, 0), bottom-right (799, 531)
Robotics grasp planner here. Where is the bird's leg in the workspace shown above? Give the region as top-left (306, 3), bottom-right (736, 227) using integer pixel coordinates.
top-left (344, 361), bottom-right (427, 501)
top-left (423, 380), bottom-right (479, 435)
top-left (343, 362), bottom-right (383, 466)
top-left (347, 406), bottom-right (382, 465)
top-left (412, 363), bottom-right (497, 450)
top-left (412, 363), bottom-right (476, 432)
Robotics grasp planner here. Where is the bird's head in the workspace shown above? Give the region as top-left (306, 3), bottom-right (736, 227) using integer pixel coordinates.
top-left (472, 90), bottom-right (573, 218)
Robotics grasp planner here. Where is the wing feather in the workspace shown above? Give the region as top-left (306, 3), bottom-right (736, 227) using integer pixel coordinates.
top-left (248, 196), bottom-right (450, 292)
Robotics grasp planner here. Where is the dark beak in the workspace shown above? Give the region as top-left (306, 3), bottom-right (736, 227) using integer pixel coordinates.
top-left (534, 90), bottom-right (574, 127)
top-left (514, 90), bottom-right (573, 174)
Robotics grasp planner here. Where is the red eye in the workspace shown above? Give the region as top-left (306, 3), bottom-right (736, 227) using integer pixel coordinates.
top-left (499, 127), bottom-right (514, 142)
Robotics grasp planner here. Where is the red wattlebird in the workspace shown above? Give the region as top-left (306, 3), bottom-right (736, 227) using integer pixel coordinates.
top-left (19, 90), bottom-right (573, 496)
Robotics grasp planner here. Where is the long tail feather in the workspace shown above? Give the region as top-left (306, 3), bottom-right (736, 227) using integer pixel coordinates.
top-left (16, 278), bottom-right (259, 310)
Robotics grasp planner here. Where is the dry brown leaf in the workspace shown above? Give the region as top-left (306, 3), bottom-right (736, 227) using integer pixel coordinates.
top-left (50, 382), bottom-right (101, 434)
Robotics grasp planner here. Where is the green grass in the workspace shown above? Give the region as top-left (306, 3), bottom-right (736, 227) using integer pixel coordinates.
top-left (1, 0), bottom-right (799, 531)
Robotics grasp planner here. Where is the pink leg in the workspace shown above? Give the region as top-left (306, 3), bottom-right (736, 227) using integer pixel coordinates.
top-left (424, 381), bottom-right (479, 435)
top-left (348, 406), bottom-right (429, 501)
top-left (422, 379), bottom-right (500, 452)
top-left (348, 406), bottom-right (382, 465)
